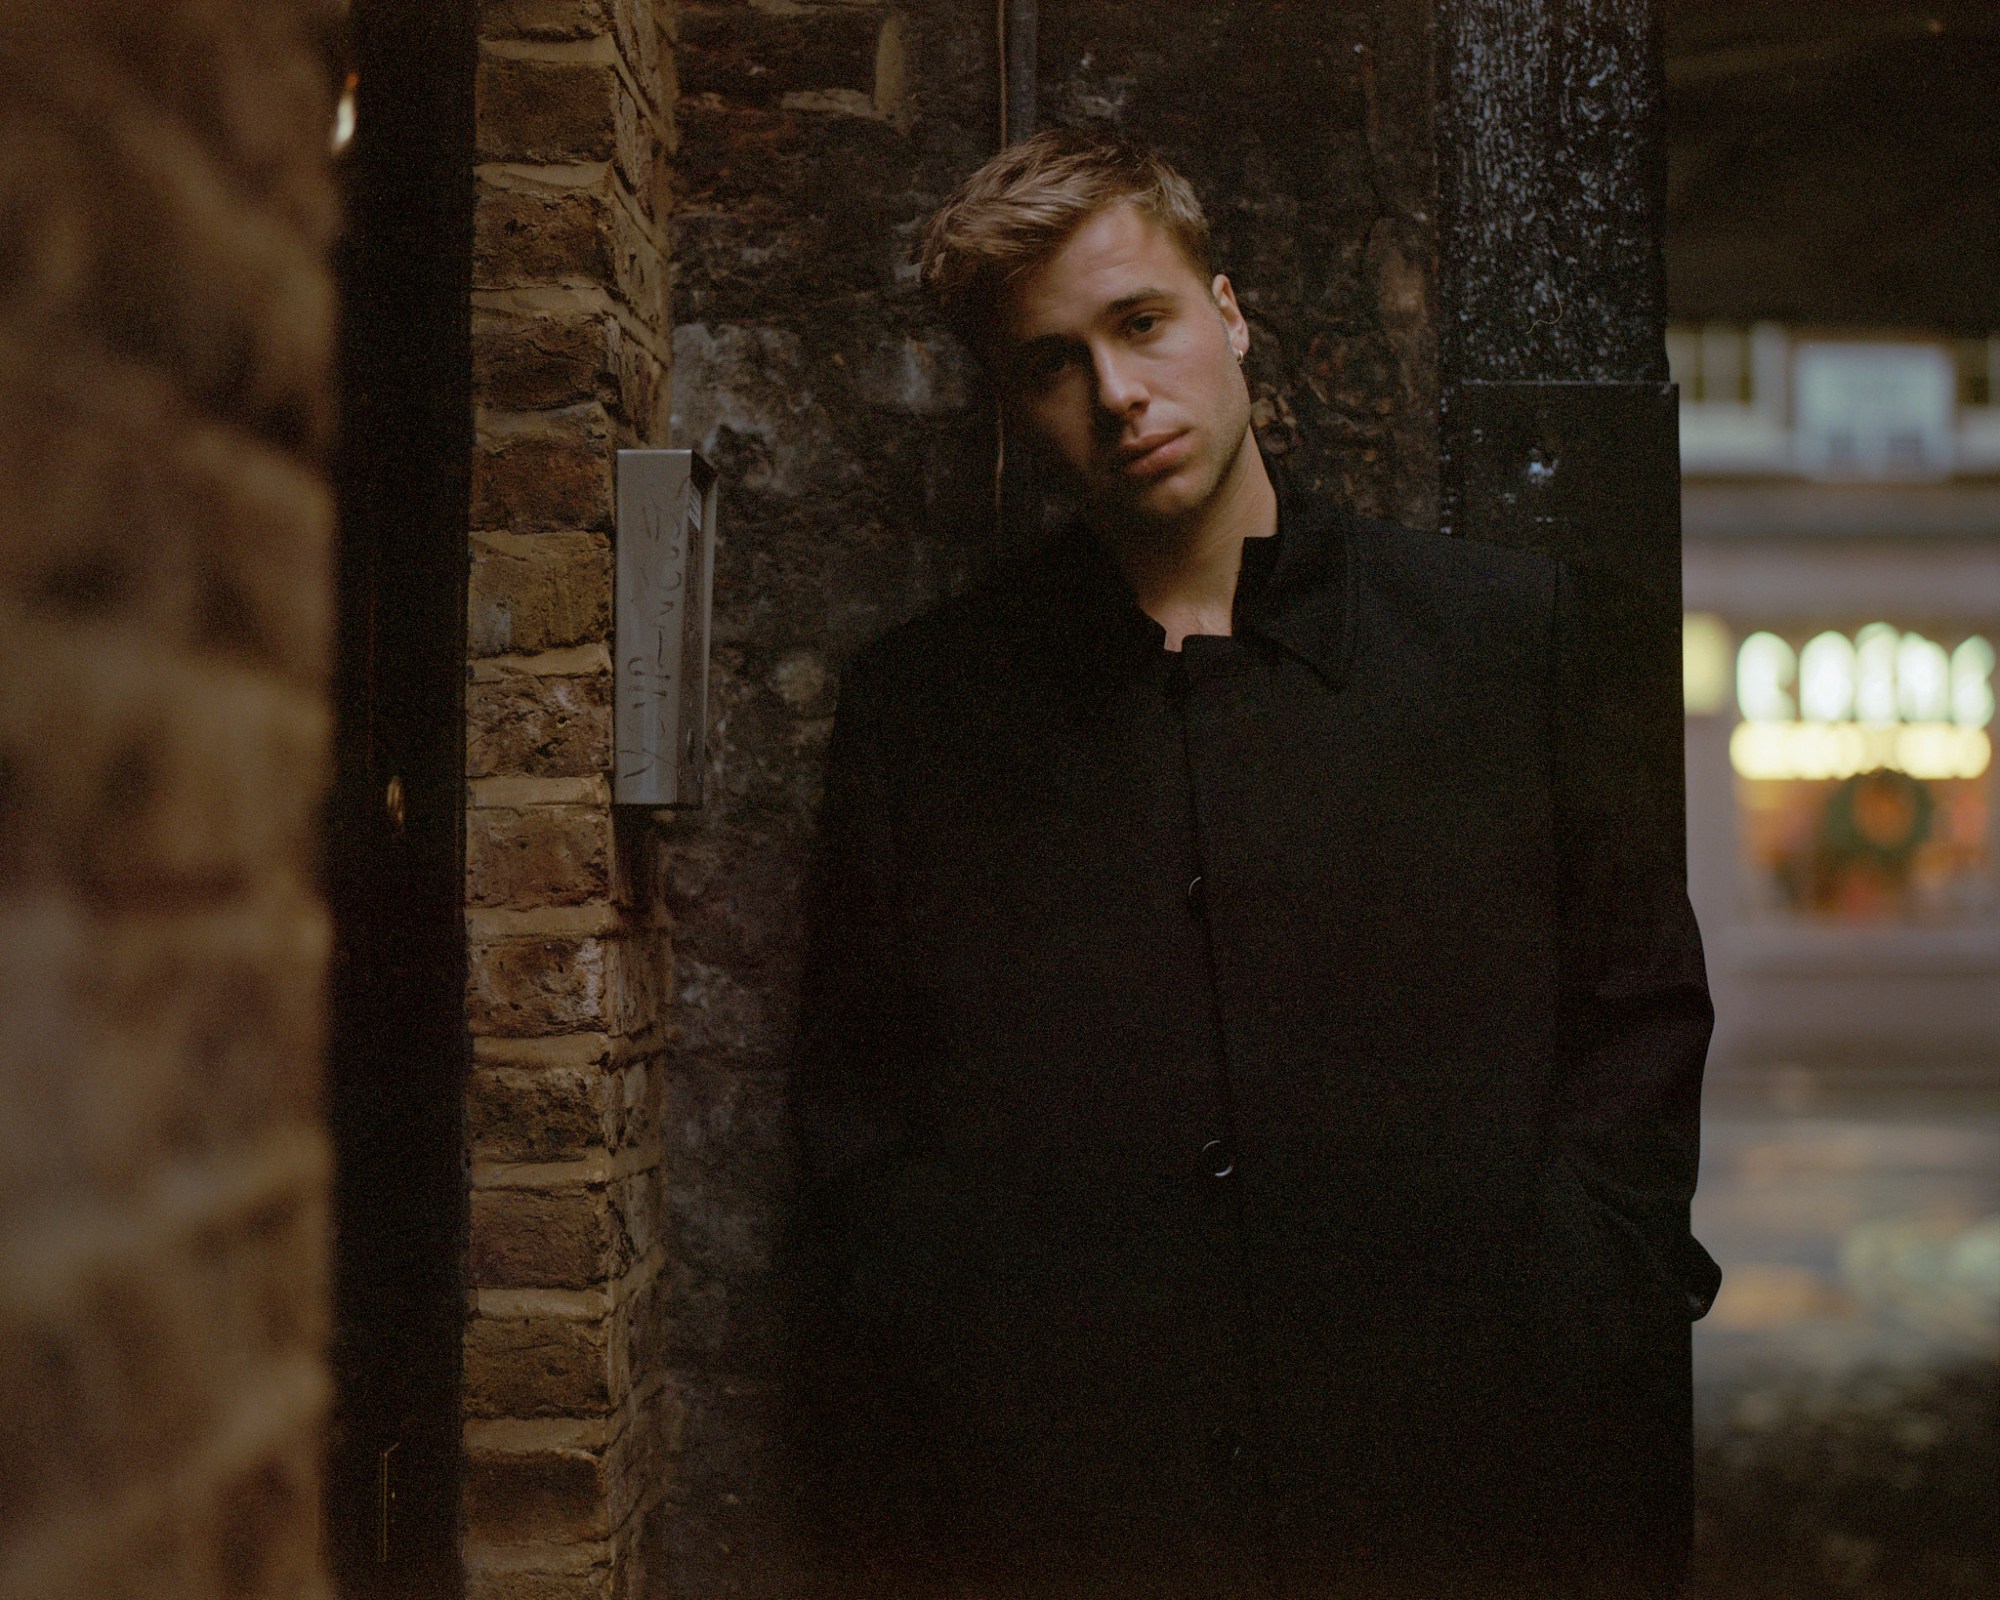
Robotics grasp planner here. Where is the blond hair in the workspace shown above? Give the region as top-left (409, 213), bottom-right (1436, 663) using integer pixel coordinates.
top-left (915, 128), bottom-right (1214, 355)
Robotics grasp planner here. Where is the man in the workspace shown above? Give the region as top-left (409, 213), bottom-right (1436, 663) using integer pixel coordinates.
top-left (786, 128), bottom-right (1719, 1600)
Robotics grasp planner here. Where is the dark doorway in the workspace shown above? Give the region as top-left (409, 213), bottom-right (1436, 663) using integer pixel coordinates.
top-left (325, 0), bottom-right (476, 1592)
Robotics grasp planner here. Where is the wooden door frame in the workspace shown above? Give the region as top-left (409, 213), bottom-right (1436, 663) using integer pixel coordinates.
top-left (326, 0), bottom-right (476, 1591)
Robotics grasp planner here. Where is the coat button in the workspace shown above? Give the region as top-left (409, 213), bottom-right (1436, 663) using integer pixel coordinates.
top-left (1186, 874), bottom-right (1204, 912)
top-left (1201, 1137), bottom-right (1234, 1178)
top-left (1204, 1423), bottom-right (1245, 1482)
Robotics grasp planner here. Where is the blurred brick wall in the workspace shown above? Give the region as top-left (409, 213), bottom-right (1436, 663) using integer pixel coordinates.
top-left (462, 0), bottom-right (680, 1596)
top-left (0, 4), bottom-right (342, 1599)
top-left (659, 3), bottom-right (1437, 1594)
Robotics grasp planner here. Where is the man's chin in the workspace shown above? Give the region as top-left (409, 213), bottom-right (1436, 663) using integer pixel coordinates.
top-left (1091, 466), bottom-right (1209, 528)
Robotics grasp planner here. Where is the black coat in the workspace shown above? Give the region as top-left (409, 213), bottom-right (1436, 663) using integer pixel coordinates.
top-left (786, 475), bottom-right (1721, 1600)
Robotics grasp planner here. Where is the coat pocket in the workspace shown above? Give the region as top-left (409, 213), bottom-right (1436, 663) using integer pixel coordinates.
top-left (1539, 1152), bottom-right (1718, 1322)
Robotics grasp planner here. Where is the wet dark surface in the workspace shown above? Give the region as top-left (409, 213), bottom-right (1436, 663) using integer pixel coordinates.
top-left (1690, 1084), bottom-right (2000, 1598)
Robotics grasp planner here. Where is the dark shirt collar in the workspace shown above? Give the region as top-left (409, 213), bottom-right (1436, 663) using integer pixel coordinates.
top-left (1049, 450), bottom-right (1354, 690)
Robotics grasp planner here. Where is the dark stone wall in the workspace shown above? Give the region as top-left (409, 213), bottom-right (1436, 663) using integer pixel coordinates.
top-left (1429, 0), bottom-right (1686, 978)
top-left (658, 5), bottom-right (1437, 1592)
top-left (1436, 0), bottom-right (1669, 387)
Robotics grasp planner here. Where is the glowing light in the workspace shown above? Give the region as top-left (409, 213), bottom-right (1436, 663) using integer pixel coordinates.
top-left (1952, 637), bottom-right (1995, 729)
top-left (1897, 633), bottom-right (1951, 723)
top-left (1682, 613), bottom-right (1732, 715)
top-left (1798, 631), bottom-right (1857, 722)
top-left (331, 72), bottom-right (358, 156)
top-left (1736, 632), bottom-right (1796, 722)
top-left (1853, 623), bottom-right (1899, 724)
top-left (1736, 624), bottom-right (1994, 737)
top-left (1730, 721), bottom-right (1991, 782)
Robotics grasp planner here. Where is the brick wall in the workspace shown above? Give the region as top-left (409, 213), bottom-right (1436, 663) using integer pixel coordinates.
top-left (463, 0), bottom-right (680, 1596)
top-left (0, 4), bottom-right (341, 1599)
top-left (661, 3), bottom-right (1438, 1594)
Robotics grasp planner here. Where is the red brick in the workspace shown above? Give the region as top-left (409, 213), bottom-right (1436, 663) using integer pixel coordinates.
top-left (610, 1168), bottom-right (664, 1291)
top-left (469, 532), bottom-right (612, 657)
top-left (0, 5), bottom-right (335, 1597)
top-left (0, 361), bottom-right (332, 683)
top-left (479, 0), bottom-right (615, 43)
top-left (614, 0), bottom-right (665, 96)
top-left (470, 1061), bottom-right (611, 1163)
top-left (171, 425), bottom-right (337, 683)
top-left (465, 1315), bottom-right (610, 1418)
top-left (467, 935), bottom-right (613, 1037)
top-left (609, 197), bottom-right (666, 329)
top-left (610, 75), bottom-right (667, 218)
top-left (193, 1425), bottom-right (322, 1600)
top-left (0, 1276), bottom-right (185, 1538)
top-left (472, 410), bottom-right (615, 534)
top-left (87, 6), bottom-right (343, 247)
top-left (0, 361), bottom-right (200, 648)
top-left (478, 57), bottom-right (619, 166)
top-left (612, 930), bottom-right (667, 1040)
top-left (604, 1054), bottom-right (666, 1156)
top-left (466, 929), bottom-right (662, 1042)
top-left (474, 308), bottom-right (617, 414)
top-left (475, 187), bottom-right (617, 290)
top-left (88, 129), bottom-right (336, 447)
top-left (466, 1563), bottom-right (614, 1600)
top-left (469, 309), bottom-right (658, 435)
top-left (468, 1050), bottom-right (663, 1167)
top-left (466, 666), bottom-right (612, 780)
top-left (190, 1177), bottom-right (330, 1368)
top-left (471, 1183), bottom-right (627, 1290)
top-left (0, 1203), bottom-right (327, 1544)
top-left (613, 330), bottom-right (664, 438)
top-left (465, 1445), bottom-right (611, 1543)
top-left (608, 1261), bottom-right (668, 1394)
top-left (0, 895), bottom-right (326, 1206)
top-left (469, 804), bottom-right (612, 908)
top-left (92, 903), bottom-right (327, 1179)
top-left (0, 622), bottom-right (328, 901)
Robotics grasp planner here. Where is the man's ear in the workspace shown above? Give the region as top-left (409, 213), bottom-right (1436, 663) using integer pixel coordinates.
top-left (1210, 273), bottom-right (1249, 358)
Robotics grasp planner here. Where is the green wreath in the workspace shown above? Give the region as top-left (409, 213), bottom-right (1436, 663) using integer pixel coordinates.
top-left (1816, 768), bottom-right (1934, 868)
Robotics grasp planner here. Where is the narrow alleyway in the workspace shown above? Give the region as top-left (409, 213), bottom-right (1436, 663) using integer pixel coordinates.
top-left (1689, 1083), bottom-right (2000, 1598)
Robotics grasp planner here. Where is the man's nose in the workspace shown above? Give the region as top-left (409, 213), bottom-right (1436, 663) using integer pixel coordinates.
top-left (1090, 345), bottom-right (1147, 416)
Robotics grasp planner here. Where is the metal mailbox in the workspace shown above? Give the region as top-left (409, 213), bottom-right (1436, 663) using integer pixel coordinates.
top-left (614, 449), bottom-right (716, 807)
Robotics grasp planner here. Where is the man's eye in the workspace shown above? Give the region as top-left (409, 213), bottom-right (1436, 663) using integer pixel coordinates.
top-left (1026, 349), bottom-right (1070, 384)
top-left (1127, 313), bottom-right (1163, 336)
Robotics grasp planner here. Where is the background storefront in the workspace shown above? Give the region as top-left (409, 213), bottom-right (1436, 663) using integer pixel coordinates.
top-left (1671, 322), bottom-right (2000, 1598)
top-left (1676, 325), bottom-right (2000, 1088)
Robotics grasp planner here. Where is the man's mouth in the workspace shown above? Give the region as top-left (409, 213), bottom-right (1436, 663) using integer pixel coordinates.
top-left (1116, 430), bottom-right (1190, 476)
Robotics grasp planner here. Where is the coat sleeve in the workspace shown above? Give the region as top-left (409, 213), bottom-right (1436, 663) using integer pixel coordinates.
top-left (1548, 558), bottom-right (1723, 1320)
top-left (790, 652), bottom-right (919, 1198)
top-left (780, 648), bottom-right (923, 1558)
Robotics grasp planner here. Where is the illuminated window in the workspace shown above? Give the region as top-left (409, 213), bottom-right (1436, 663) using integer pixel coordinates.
top-left (1725, 624), bottom-right (1995, 923)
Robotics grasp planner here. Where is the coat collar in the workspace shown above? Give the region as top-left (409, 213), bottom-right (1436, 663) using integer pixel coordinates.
top-left (1037, 450), bottom-right (1356, 691)
top-left (1255, 461), bottom-right (1356, 690)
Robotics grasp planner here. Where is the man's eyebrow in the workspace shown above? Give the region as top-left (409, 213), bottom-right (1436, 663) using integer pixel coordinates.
top-left (1015, 331), bottom-right (1071, 358)
top-left (1009, 289), bottom-right (1181, 353)
top-left (1105, 288), bottom-right (1177, 315)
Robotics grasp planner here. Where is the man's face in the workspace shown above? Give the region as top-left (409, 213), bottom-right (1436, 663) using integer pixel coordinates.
top-left (992, 202), bottom-right (1254, 530)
